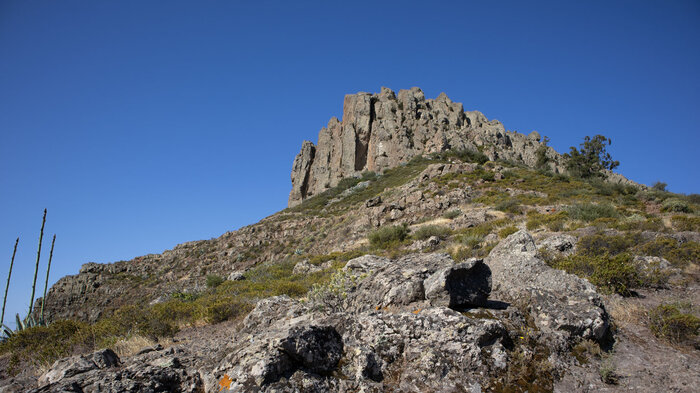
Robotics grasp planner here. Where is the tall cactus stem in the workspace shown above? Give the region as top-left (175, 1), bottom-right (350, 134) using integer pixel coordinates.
top-left (1, 237), bottom-right (19, 326)
top-left (40, 234), bottom-right (56, 322)
top-left (28, 209), bottom-right (46, 317)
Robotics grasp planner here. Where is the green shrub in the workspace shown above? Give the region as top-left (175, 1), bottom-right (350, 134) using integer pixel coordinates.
top-left (599, 359), bottom-right (619, 385)
top-left (652, 181), bottom-right (667, 191)
top-left (551, 253), bottom-right (640, 295)
top-left (369, 224), bottom-right (410, 249)
top-left (103, 304), bottom-right (179, 340)
top-left (461, 234), bottom-right (484, 249)
top-left (307, 250), bottom-right (366, 266)
top-left (442, 209), bottom-right (462, 219)
top-left (307, 269), bottom-right (360, 313)
top-left (495, 199), bottom-right (521, 214)
top-left (480, 172), bottom-right (495, 182)
top-left (204, 297), bottom-right (254, 324)
top-left (648, 303), bottom-right (700, 344)
top-left (498, 226), bottom-right (519, 238)
top-left (577, 233), bottom-right (639, 256)
top-left (613, 215), bottom-right (663, 231)
top-left (0, 320), bottom-right (89, 374)
top-left (589, 179), bottom-right (637, 197)
top-left (171, 292), bottom-right (200, 302)
top-left (661, 198), bottom-right (692, 213)
top-left (439, 149), bottom-right (489, 164)
top-left (526, 211), bottom-right (569, 231)
top-left (535, 136), bottom-right (551, 169)
top-left (206, 274), bottom-right (225, 288)
top-left (637, 238), bottom-right (700, 267)
top-left (672, 215), bottom-right (700, 232)
top-left (566, 203), bottom-right (618, 222)
top-left (412, 225), bottom-right (452, 241)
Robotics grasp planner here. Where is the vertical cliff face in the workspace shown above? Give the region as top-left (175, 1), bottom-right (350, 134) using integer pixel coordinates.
top-left (288, 87), bottom-right (563, 207)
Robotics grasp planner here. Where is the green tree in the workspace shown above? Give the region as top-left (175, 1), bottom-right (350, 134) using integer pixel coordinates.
top-left (535, 136), bottom-right (551, 169)
top-left (564, 135), bottom-right (619, 178)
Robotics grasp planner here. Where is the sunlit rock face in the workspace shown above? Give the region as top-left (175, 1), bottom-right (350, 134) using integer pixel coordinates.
top-left (288, 86), bottom-right (564, 207)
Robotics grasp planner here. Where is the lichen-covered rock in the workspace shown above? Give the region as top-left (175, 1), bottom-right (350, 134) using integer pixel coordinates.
top-left (539, 233), bottom-right (577, 256)
top-left (38, 349), bottom-right (120, 387)
top-left (33, 347), bottom-right (202, 393)
top-left (341, 253), bottom-right (474, 313)
top-left (486, 230), bottom-right (610, 342)
top-left (633, 255), bottom-right (679, 287)
top-left (210, 297), bottom-right (508, 392)
top-left (408, 235), bottom-right (441, 250)
top-left (280, 325), bottom-right (344, 374)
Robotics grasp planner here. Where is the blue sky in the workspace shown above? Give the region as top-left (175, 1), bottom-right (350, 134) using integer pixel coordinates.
top-left (1, 0), bottom-right (699, 325)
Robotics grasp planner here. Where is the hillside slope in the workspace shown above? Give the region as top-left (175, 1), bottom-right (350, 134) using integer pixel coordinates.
top-left (1, 89), bottom-right (698, 392)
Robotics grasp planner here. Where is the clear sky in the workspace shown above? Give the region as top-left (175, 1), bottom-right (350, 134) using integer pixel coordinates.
top-left (1, 1), bottom-right (699, 326)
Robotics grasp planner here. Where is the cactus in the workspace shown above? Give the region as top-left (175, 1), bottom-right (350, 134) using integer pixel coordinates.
top-left (28, 209), bottom-right (46, 317)
top-left (1, 237), bottom-right (19, 327)
top-left (40, 234), bottom-right (56, 322)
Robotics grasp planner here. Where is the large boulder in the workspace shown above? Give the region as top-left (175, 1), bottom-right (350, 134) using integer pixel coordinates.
top-left (38, 349), bottom-right (120, 387)
top-left (486, 230), bottom-right (610, 342)
top-left (210, 295), bottom-right (509, 393)
top-left (340, 253), bottom-right (491, 313)
top-left (33, 347), bottom-right (202, 393)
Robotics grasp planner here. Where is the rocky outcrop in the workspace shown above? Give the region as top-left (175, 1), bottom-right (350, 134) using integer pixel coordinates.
top-left (33, 347), bottom-right (203, 393)
top-left (289, 87), bottom-right (564, 206)
top-left (486, 230), bottom-right (610, 343)
top-left (208, 251), bottom-right (510, 392)
top-left (27, 235), bottom-right (617, 392)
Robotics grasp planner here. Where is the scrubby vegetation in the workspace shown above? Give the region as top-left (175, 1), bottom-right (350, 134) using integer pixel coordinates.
top-left (498, 226), bottom-right (519, 238)
top-left (648, 303), bottom-right (700, 345)
top-left (566, 203), bottom-right (618, 222)
top-left (661, 198), bottom-right (692, 213)
top-left (526, 211), bottom-right (568, 231)
top-left (637, 237), bottom-right (700, 267)
top-left (545, 229), bottom-right (700, 295)
top-left (412, 225), bottom-right (452, 241)
top-left (550, 253), bottom-right (640, 295)
top-left (442, 209), bottom-right (462, 219)
top-left (495, 199), bottom-right (522, 214)
top-left (672, 215), bottom-right (700, 232)
top-left (369, 224), bottom-right (410, 249)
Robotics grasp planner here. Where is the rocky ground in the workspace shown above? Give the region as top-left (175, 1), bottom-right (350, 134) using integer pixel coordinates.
top-left (2, 230), bottom-right (698, 392)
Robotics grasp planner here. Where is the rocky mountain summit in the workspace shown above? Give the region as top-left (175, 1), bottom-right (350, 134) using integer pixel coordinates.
top-left (2, 88), bottom-right (698, 392)
top-left (288, 87), bottom-right (565, 207)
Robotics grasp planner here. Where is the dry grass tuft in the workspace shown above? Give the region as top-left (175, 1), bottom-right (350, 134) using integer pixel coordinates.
top-left (113, 335), bottom-right (158, 358)
top-left (607, 297), bottom-right (647, 328)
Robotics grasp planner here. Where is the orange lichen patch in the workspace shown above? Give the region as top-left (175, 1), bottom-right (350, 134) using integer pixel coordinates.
top-left (219, 374), bottom-right (233, 391)
top-left (412, 308), bottom-right (422, 314)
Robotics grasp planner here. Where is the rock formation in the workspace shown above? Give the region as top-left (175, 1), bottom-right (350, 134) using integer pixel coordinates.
top-left (289, 87), bottom-right (564, 207)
